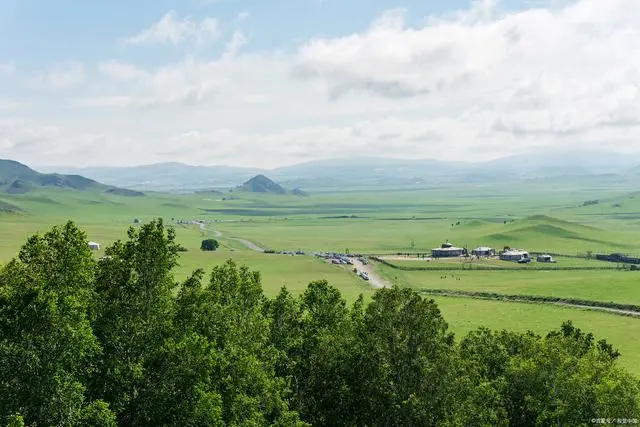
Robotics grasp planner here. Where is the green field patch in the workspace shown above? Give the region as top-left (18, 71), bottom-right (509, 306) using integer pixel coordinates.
top-left (421, 289), bottom-right (640, 316)
top-left (431, 296), bottom-right (640, 377)
top-left (485, 232), bottom-right (518, 242)
top-left (0, 200), bottom-right (23, 212)
top-left (161, 202), bottom-right (190, 209)
top-left (76, 199), bottom-right (108, 205)
top-left (15, 195), bottom-right (61, 205)
top-left (203, 208), bottom-right (292, 216)
top-left (377, 265), bottom-right (640, 305)
top-left (518, 224), bottom-right (580, 238)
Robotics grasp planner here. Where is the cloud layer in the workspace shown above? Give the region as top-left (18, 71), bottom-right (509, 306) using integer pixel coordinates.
top-left (2, 0), bottom-right (640, 168)
top-left (121, 11), bottom-right (220, 46)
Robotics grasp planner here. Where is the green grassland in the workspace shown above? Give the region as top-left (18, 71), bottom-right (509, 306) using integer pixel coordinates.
top-left (432, 296), bottom-right (640, 376)
top-left (376, 264), bottom-right (640, 305)
top-left (2, 181), bottom-right (640, 374)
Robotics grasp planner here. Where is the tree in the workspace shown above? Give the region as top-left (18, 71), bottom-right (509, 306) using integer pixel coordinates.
top-left (459, 322), bottom-right (640, 425)
top-left (200, 238), bottom-right (220, 251)
top-left (352, 287), bottom-right (463, 426)
top-left (0, 222), bottom-right (115, 426)
top-left (90, 219), bottom-right (179, 424)
top-left (171, 260), bottom-right (306, 426)
top-left (1, 220), bottom-right (639, 426)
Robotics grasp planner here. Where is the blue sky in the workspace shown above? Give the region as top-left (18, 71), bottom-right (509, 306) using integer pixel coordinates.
top-left (2, 0), bottom-right (510, 67)
top-left (0, 0), bottom-right (639, 168)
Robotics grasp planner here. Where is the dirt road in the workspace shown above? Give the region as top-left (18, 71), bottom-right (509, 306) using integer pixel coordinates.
top-left (198, 224), bottom-right (262, 251)
top-left (351, 258), bottom-right (391, 289)
top-left (198, 223), bottom-right (222, 237)
top-left (232, 238), bottom-right (265, 252)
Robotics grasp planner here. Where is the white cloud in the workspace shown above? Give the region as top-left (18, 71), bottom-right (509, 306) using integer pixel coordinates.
top-left (121, 11), bottom-right (220, 46)
top-left (8, 0), bottom-right (640, 167)
top-left (223, 31), bottom-right (248, 58)
top-left (28, 61), bottom-right (85, 89)
top-left (98, 60), bottom-right (147, 80)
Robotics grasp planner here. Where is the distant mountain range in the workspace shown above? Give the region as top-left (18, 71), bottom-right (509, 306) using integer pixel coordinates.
top-left (36, 150), bottom-right (640, 193)
top-left (36, 162), bottom-right (263, 193)
top-left (0, 159), bottom-right (144, 196)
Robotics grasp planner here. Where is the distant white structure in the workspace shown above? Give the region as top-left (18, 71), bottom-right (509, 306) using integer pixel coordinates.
top-left (537, 254), bottom-right (555, 263)
top-left (472, 246), bottom-right (494, 257)
top-left (88, 241), bottom-right (101, 251)
top-left (432, 242), bottom-right (466, 258)
top-left (500, 249), bottom-right (529, 262)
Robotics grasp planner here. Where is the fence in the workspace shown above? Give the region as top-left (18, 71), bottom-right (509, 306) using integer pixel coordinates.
top-left (368, 256), bottom-right (624, 272)
top-left (418, 289), bottom-right (640, 315)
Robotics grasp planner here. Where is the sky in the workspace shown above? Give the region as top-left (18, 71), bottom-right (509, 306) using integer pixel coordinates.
top-left (0, 0), bottom-right (639, 168)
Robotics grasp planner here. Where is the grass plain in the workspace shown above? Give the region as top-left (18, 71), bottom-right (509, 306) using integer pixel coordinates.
top-left (1, 181), bottom-right (640, 374)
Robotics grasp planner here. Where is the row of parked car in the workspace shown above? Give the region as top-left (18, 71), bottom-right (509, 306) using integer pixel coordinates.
top-left (264, 249), bottom-right (306, 256)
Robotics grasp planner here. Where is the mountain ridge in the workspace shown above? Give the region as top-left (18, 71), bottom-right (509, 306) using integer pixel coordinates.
top-left (0, 159), bottom-right (145, 196)
top-left (30, 149), bottom-right (640, 193)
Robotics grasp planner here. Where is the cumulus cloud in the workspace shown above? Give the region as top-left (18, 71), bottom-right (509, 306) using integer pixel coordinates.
top-left (223, 31), bottom-right (248, 58)
top-left (6, 0), bottom-right (640, 167)
top-left (28, 61), bottom-right (85, 89)
top-left (121, 11), bottom-right (220, 46)
top-left (98, 60), bottom-right (147, 81)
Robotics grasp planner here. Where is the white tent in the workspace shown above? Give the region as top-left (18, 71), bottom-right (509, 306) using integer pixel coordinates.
top-left (88, 241), bottom-right (100, 250)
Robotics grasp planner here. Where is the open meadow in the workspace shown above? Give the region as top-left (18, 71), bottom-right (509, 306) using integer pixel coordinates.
top-left (2, 182), bottom-right (640, 375)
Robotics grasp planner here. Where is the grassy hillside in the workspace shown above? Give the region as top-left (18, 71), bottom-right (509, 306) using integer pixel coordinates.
top-left (0, 159), bottom-right (144, 200)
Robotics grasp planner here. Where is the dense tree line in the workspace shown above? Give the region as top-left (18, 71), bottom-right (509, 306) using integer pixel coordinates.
top-left (0, 220), bottom-right (638, 426)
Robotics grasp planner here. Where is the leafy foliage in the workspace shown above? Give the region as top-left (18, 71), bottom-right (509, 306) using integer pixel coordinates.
top-left (200, 238), bottom-right (220, 251)
top-left (0, 220), bottom-right (638, 426)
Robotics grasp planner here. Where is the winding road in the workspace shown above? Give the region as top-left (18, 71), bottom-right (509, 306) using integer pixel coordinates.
top-left (351, 258), bottom-right (391, 289)
top-left (231, 238), bottom-right (265, 252)
top-left (198, 223), bottom-right (264, 252)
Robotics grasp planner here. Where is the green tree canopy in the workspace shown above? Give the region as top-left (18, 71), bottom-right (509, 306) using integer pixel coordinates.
top-left (0, 220), bottom-right (637, 426)
top-left (201, 239), bottom-right (220, 251)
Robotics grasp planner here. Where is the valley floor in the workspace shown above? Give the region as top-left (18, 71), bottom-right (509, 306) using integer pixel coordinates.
top-left (2, 183), bottom-right (640, 375)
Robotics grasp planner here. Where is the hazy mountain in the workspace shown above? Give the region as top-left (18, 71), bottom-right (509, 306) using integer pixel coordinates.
top-left (0, 159), bottom-right (144, 196)
top-left (482, 150), bottom-right (640, 176)
top-left (625, 165), bottom-right (640, 176)
top-left (44, 162), bottom-right (264, 193)
top-left (234, 175), bottom-right (287, 194)
top-left (291, 188), bottom-right (310, 197)
top-left (233, 175), bottom-right (309, 196)
top-left (35, 150), bottom-right (640, 193)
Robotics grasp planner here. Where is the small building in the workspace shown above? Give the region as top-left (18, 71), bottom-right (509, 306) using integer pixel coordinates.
top-left (472, 246), bottom-right (494, 257)
top-left (88, 241), bottom-right (101, 251)
top-left (432, 243), bottom-right (465, 258)
top-left (537, 254), bottom-right (554, 263)
top-left (500, 249), bottom-right (529, 262)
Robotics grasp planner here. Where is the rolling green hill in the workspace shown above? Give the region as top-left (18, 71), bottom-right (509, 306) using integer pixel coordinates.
top-left (0, 159), bottom-right (145, 198)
